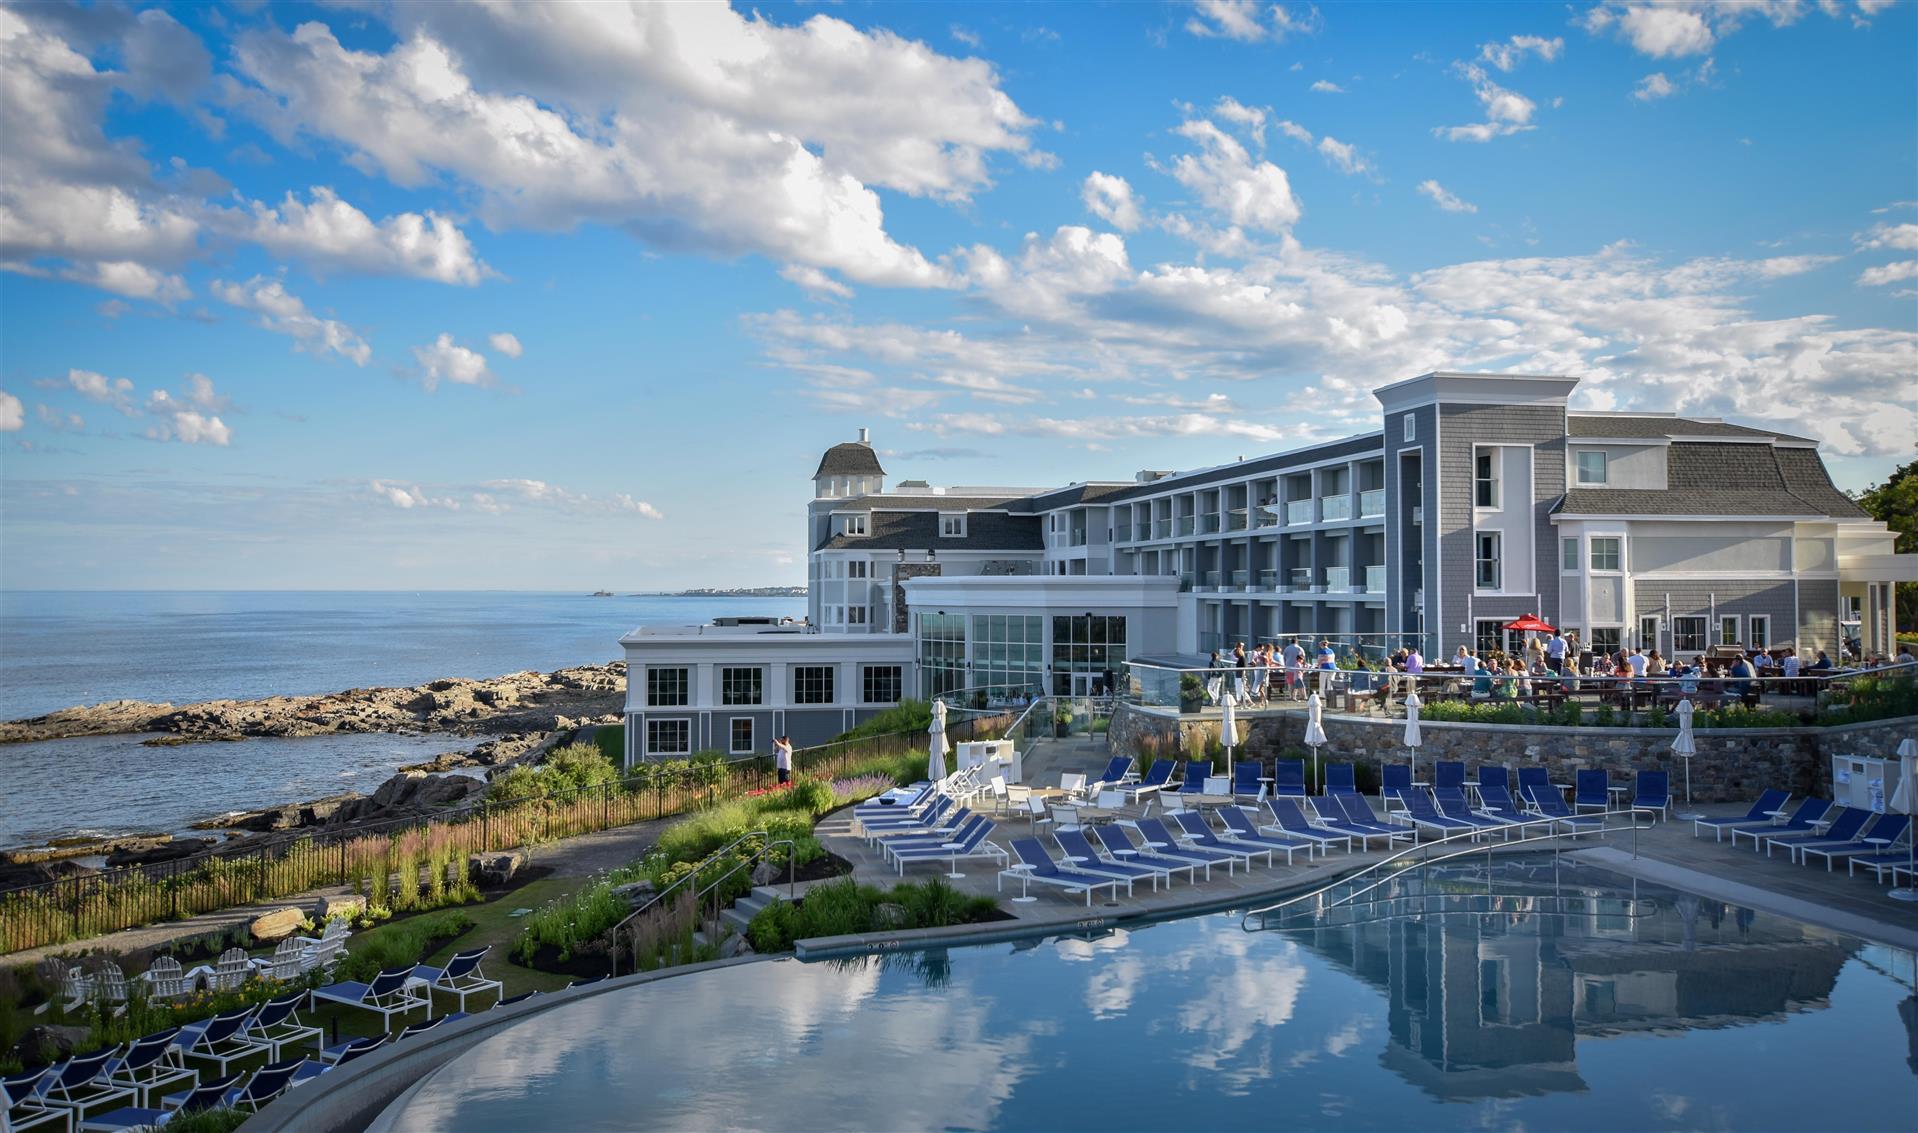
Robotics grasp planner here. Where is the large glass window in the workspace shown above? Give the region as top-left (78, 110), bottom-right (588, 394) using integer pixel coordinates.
top-left (1749, 615), bottom-right (1771, 650)
top-left (646, 718), bottom-right (690, 755)
top-left (1673, 616), bottom-right (1707, 653)
top-left (862, 665), bottom-right (903, 704)
top-left (917, 612), bottom-right (967, 700)
top-left (1562, 537), bottom-right (1579, 571)
top-left (1050, 614), bottom-right (1128, 696)
top-left (1474, 450), bottom-right (1499, 508)
top-left (793, 666), bottom-right (835, 705)
top-left (1475, 532), bottom-right (1501, 590)
top-left (728, 718), bottom-right (754, 754)
top-left (720, 667), bottom-right (762, 706)
top-left (1475, 619), bottom-right (1509, 657)
top-left (1588, 627), bottom-right (1622, 654)
top-left (646, 667), bottom-right (688, 707)
top-left (971, 614), bottom-right (1044, 702)
top-left (1589, 537), bottom-right (1621, 572)
top-left (1575, 450), bottom-right (1608, 485)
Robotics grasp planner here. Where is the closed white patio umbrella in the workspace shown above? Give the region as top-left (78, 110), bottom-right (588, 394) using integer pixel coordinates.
top-left (928, 698), bottom-right (950, 786)
top-left (1889, 737), bottom-right (1917, 903)
top-left (1403, 690), bottom-right (1423, 789)
top-left (1673, 698), bottom-right (1702, 821)
top-left (1221, 690), bottom-right (1239, 779)
top-left (1305, 691), bottom-right (1328, 795)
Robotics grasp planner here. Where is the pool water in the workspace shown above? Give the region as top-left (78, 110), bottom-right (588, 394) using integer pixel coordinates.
top-left (379, 860), bottom-right (1917, 1131)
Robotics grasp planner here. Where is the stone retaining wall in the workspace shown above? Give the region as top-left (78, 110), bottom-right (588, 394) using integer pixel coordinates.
top-left (1108, 704), bottom-right (1915, 803)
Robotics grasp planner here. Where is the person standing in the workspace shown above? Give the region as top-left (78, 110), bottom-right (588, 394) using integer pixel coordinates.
top-left (1546, 629), bottom-right (1567, 675)
top-left (774, 735), bottom-right (794, 786)
top-left (1283, 639), bottom-right (1305, 700)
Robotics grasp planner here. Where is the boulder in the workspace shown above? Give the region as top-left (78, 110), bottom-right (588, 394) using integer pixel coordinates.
top-left (249, 906), bottom-right (305, 943)
top-left (0, 859), bottom-right (96, 890)
top-left (610, 879), bottom-right (655, 907)
top-left (317, 894), bottom-right (366, 922)
top-left (468, 851), bottom-right (525, 888)
top-left (750, 861), bottom-right (781, 887)
top-left (15, 1024), bottom-right (92, 1065)
top-left (105, 837), bottom-right (216, 869)
top-left (719, 933), bottom-right (753, 959)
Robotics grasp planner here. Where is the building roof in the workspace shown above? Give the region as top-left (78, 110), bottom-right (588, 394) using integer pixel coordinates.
top-left (1012, 482), bottom-right (1138, 511)
top-left (1566, 414), bottom-right (1815, 444)
top-left (813, 441), bottom-right (885, 478)
top-left (1554, 441), bottom-right (1868, 518)
top-left (814, 509), bottom-right (1043, 552)
top-left (828, 495), bottom-right (1025, 514)
top-left (1098, 432), bottom-right (1387, 505)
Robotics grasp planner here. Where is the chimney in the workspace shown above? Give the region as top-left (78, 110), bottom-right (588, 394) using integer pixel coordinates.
top-left (857, 427), bottom-right (870, 444)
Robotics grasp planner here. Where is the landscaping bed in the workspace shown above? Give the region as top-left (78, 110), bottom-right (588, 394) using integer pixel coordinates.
top-left (747, 878), bottom-right (1010, 954)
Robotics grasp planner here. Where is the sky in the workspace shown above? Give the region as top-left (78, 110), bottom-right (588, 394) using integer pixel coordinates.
top-left (1, 0), bottom-right (1914, 592)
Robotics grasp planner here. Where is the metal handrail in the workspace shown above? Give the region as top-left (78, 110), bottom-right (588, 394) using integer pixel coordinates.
top-left (607, 829), bottom-right (794, 975)
top-left (1240, 807), bottom-right (1650, 931)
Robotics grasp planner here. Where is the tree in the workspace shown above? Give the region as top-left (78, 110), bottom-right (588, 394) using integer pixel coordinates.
top-left (1854, 456), bottom-right (1918, 632)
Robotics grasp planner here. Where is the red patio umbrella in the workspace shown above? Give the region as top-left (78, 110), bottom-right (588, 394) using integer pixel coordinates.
top-left (1503, 613), bottom-right (1557, 634)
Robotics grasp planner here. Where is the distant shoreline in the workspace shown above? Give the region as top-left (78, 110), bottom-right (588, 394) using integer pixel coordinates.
top-left (628, 587), bottom-right (807, 598)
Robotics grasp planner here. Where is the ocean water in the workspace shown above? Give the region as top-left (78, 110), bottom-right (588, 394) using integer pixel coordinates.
top-left (0, 591), bottom-right (803, 848)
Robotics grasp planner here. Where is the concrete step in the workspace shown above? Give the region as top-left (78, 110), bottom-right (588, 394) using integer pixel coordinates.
top-left (718, 907), bottom-right (755, 936)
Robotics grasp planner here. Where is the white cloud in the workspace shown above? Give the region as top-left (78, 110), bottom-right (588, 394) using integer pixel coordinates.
top-left (1858, 261), bottom-right (1918, 287)
top-left (1168, 118), bottom-right (1301, 233)
top-left (487, 332), bottom-right (524, 359)
top-left (1478, 34), bottom-right (1563, 71)
top-left (0, 391), bottom-right (22, 432)
top-left (142, 393), bottom-right (232, 446)
top-left (1857, 222), bottom-right (1918, 251)
top-left (949, 24), bottom-right (981, 48)
top-left (479, 478), bottom-right (664, 518)
top-left (1315, 136), bottom-right (1370, 177)
top-left (1583, 1), bottom-right (1860, 57)
top-left (67, 369), bottom-right (138, 416)
top-left (1184, 1), bottom-right (1319, 43)
top-left (1212, 96), bottom-right (1269, 145)
top-left (212, 276), bottom-right (372, 365)
top-left (370, 480), bottom-right (460, 510)
top-left (1615, 5), bottom-right (1717, 56)
top-left (1436, 63), bottom-right (1537, 142)
top-left (223, 188), bottom-right (492, 286)
top-left (1417, 179), bottom-right (1477, 214)
top-left (1634, 72), bottom-right (1679, 100)
top-left (1081, 172), bottom-right (1142, 231)
top-left (412, 333), bottom-right (493, 391)
top-left (1309, 80), bottom-right (1344, 93)
top-left (50, 370), bottom-right (233, 444)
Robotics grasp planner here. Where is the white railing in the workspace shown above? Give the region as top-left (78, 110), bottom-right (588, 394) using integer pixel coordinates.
top-left (1324, 566), bottom-right (1350, 590)
top-left (1285, 499), bottom-right (1314, 525)
top-left (1321, 495), bottom-right (1352, 522)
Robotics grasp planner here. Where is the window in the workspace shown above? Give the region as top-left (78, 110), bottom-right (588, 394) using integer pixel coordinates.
top-left (1720, 615), bottom-right (1741, 645)
top-left (1475, 619), bottom-right (1509, 656)
top-left (1474, 450), bottom-right (1499, 508)
top-left (842, 515), bottom-right (867, 537)
top-left (1749, 615), bottom-right (1771, 650)
top-left (719, 666), bottom-right (761, 706)
top-left (1639, 616), bottom-right (1660, 651)
top-left (1562, 537), bottom-right (1579, 571)
top-left (1575, 450), bottom-right (1609, 485)
top-left (847, 606), bottom-right (868, 626)
top-left (973, 614), bottom-right (1046, 701)
top-left (940, 513), bottom-right (966, 537)
top-left (862, 665), bottom-right (903, 705)
top-left (1475, 531), bottom-right (1501, 590)
top-left (1589, 627), bottom-right (1622, 654)
top-left (1589, 537), bottom-right (1621, 572)
top-left (1050, 614), bottom-right (1128, 697)
top-left (917, 612), bottom-right (967, 700)
top-left (1403, 413), bottom-right (1415, 441)
top-left (794, 665), bottom-right (835, 705)
top-left (847, 560), bottom-right (868, 579)
top-left (646, 718), bottom-right (690, 755)
top-left (1673, 616), bottom-right (1707, 652)
top-left (728, 718), bottom-right (754, 755)
top-left (646, 667), bottom-right (688, 707)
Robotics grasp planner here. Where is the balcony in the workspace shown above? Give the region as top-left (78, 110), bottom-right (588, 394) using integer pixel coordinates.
top-left (1257, 569), bottom-right (1277, 590)
top-left (1154, 519), bottom-right (1172, 539)
top-left (1253, 503), bottom-right (1278, 527)
top-left (1321, 495), bottom-right (1353, 522)
top-left (1364, 565), bottom-right (1385, 592)
top-left (1358, 489), bottom-right (1385, 518)
top-left (1177, 516), bottom-right (1196, 536)
top-left (1324, 566), bottom-right (1350, 591)
top-left (1229, 569), bottom-right (1250, 589)
top-left (1200, 515), bottom-right (1221, 534)
top-left (1202, 570), bottom-right (1222, 590)
top-left (1113, 524), bottom-right (1132, 543)
top-left (1411, 505), bottom-right (1423, 525)
top-left (1285, 499), bottom-right (1314, 525)
top-left (1283, 567), bottom-right (1312, 593)
top-left (1224, 511), bottom-right (1246, 532)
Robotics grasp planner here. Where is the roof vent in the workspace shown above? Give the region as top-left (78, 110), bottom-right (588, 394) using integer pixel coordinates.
top-left (1136, 469), bottom-right (1173, 483)
top-left (857, 427), bottom-right (870, 444)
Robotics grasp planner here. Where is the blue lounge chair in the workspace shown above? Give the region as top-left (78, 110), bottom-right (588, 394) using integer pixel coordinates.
top-left (1381, 764), bottom-right (1412, 810)
top-left (1091, 756), bottom-right (1135, 789)
top-left (31, 1049), bottom-right (136, 1120)
top-left (172, 1007), bottom-right (269, 1074)
top-left (1434, 761), bottom-right (1466, 792)
top-left (316, 1033), bottom-right (385, 1066)
top-left (854, 782), bottom-right (932, 815)
top-left (78, 1074), bottom-right (241, 1133)
top-left (1306, 796), bottom-right (1405, 849)
top-left (1632, 770), bottom-right (1671, 821)
top-left (1574, 769), bottom-right (1611, 813)
top-left (408, 947), bottom-right (503, 1013)
top-left (860, 795), bottom-right (956, 838)
top-left (1729, 797), bottom-right (1830, 850)
top-left (1847, 825), bottom-right (1918, 883)
top-left (1317, 761), bottom-right (1349, 798)
top-left (244, 990), bottom-right (323, 1057)
top-left (1476, 781), bottom-right (1530, 826)
top-left (1137, 817), bottom-right (1256, 873)
top-left (1261, 797), bottom-right (1352, 854)
top-left (395, 1015), bottom-right (459, 1042)
top-left (102, 1028), bottom-right (194, 1107)
top-left (2, 1066), bottom-right (66, 1133)
top-left (162, 1060), bottom-right (302, 1113)
top-left (879, 812), bottom-right (990, 861)
top-left (1690, 788), bottom-right (1792, 841)
top-left (1435, 791), bottom-right (1515, 835)
top-left (1233, 761), bottom-right (1266, 799)
top-left (1395, 789), bottom-right (1478, 838)
top-left (889, 815), bottom-right (1008, 876)
top-left (1520, 780), bottom-right (1602, 833)
top-left (1169, 811), bottom-right (1281, 867)
top-left (1123, 759), bottom-right (1177, 801)
top-left (1804, 813), bottom-right (1910, 871)
top-left (1478, 764), bottom-right (1512, 799)
top-left (1094, 822), bottom-right (1221, 880)
top-left (1179, 761), bottom-right (1213, 795)
top-left (1517, 766), bottom-right (1556, 806)
top-left (308, 966), bottom-right (428, 1032)
top-left (1762, 806), bottom-right (1868, 858)
top-left (1331, 790), bottom-right (1411, 836)
top-left (492, 991), bottom-right (540, 1011)
top-left (568, 976), bottom-right (607, 988)
top-left (1000, 837), bottom-right (1122, 906)
top-left (1213, 806), bottom-right (1313, 865)
top-left (865, 803), bottom-right (972, 848)
top-left (1053, 830), bottom-right (1163, 892)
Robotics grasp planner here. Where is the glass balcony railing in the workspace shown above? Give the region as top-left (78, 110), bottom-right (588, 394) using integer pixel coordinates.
top-left (1358, 489), bottom-right (1385, 517)
top-left (1155, 519), bottom-right (1172, 539)
top-left (1202, 570), bottom-right (1221, 589)
top-left (1225, 512), bottom-right (1246, 531)
top-left (1177, 516), bottom-right (1196, 536)
top-left (1321, 495), bottom-right (1353, 522)
top-left (1114, 525), bottom-right (1132, 543)
top-left (1324, 566), bottom-right (1350, 591)
top-left (1200, 515), bottom-right (1221, 533)
top-left (1286, 567), bottom-right (1311, 592)
top-left (1230, 569), bottom-right (1249, 587)
top-left (1257, 569), bottom-right (1277, 589)
top-left (1254, 503), bottom-right (1278, 527)
top-left (1365, 564), bottom-right (1385, 592)
top-left (1285, 500), bottom-right (1313, 525)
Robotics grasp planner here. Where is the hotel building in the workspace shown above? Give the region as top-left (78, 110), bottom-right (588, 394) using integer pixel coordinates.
top-left (619, 372), bottom-right (1914, 764)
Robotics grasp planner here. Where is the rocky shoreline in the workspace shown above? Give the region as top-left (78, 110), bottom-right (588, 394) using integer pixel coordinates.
top-left (0, 662), bottom-right (626, 745)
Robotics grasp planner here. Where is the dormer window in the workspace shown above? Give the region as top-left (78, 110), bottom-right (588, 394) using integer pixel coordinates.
top-left (1575, 450), bottom-right (1608, 485)
top-left (940, 513), bottom-right (966, 538)
top-left (842, 515), bottom-right (868, 537)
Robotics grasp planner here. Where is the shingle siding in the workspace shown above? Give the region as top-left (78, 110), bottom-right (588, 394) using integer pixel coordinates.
top-left (1437, 403), bottom-right (1565, 656)
top-left (1645, 580), bottom-right (1796, 657)
top-left (816, 510), bottom-right (1042, 552)
top-left (1567, 415), bottom-right (1812, 443)
top-left (1557, 441), bottom-right (1863, 518)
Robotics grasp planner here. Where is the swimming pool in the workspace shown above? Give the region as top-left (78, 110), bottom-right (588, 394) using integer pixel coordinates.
top-left (377, 859), bottom-right (1916, 1131)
